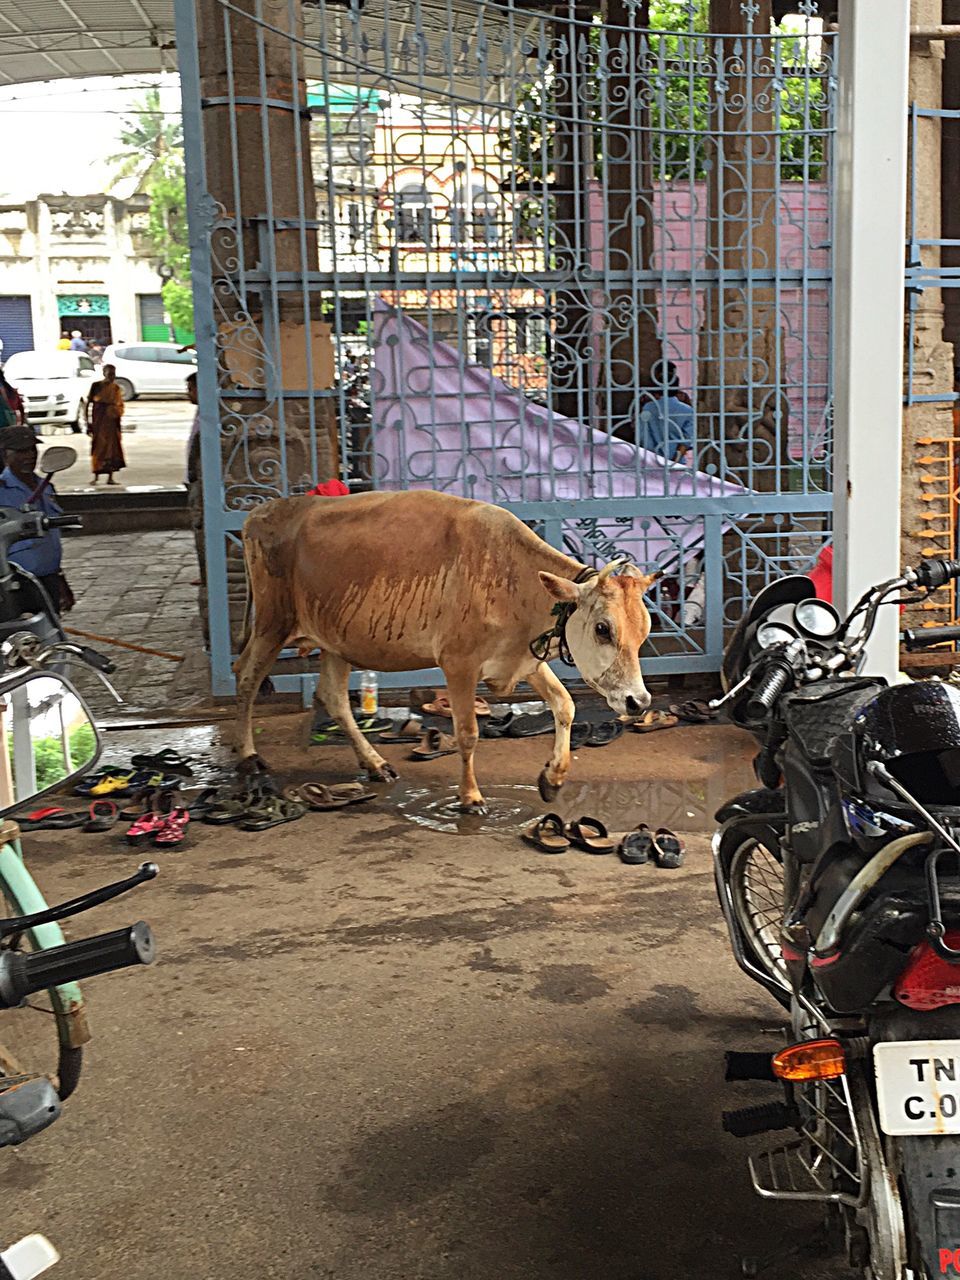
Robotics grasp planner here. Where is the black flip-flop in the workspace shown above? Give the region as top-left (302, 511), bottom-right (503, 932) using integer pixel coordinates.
top-left (653, 828), bottom-right (685, 869)
top-left (585, 721), bottom-right (623, 748)
top-left (619, 824), bottom-right (654, 865)
top-left (481, 712), bottom-right (514, 739)
top-left (17, 807), bottom-right (86, 831)
top-left (521, 812), bottom-right (570, 854)
top-left (130, 748), bottom-right (194, 777)
top-left (564, 816), bottom-right (615, 855)
top-left (570, 721), bottom-right (591, 749)
top-left (506, 712), bottom-right (554, 738)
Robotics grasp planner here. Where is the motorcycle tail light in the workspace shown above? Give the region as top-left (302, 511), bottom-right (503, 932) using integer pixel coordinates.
top-left (894, 931), bottom-right (960, 1011)
top-left (772, 1038), bottom-right (846, 1082)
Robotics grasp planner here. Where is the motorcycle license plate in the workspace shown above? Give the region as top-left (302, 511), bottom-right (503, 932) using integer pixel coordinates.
top-left (874, 1041), bottom-right (960, 1135)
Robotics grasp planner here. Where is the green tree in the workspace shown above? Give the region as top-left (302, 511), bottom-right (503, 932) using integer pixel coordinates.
top-left (109, 88), bottom-right (194, 340)
top-left (108, 87), bottom-right (184, 194)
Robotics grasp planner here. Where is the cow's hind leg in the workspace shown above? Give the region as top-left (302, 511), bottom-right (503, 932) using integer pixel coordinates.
top-left (526, 662), bottom-right (575, 802)
top-left (315, 653), bottom-right (397, 782)
top-left (234, 629), bottom-right (285, 774)
top-left (443, 665), bottom-right (484, 812)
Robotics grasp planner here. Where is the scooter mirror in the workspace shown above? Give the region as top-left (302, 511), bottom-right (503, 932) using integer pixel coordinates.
top-left (38, 446), bottom-right (77, 475)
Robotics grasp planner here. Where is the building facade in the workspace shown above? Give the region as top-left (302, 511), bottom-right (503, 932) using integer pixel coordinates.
top-left (0, 193), bottom-right (171, 357)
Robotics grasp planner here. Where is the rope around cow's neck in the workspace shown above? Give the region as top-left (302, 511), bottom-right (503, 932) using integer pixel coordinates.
top-left (529, 562), bottom-right (615, 667)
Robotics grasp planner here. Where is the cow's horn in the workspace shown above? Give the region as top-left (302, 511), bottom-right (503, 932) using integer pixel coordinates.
top-left (597, 555), bottom-right (632, 582)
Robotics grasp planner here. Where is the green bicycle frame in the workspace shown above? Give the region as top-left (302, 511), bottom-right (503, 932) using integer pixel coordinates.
top-left (0, 839), bottom-right (89, 1049)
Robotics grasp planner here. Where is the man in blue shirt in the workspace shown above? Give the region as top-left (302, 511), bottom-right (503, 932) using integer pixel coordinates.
top-left (0, 427), bottom-right (74, 613)
top-left (637, 391), bottom-right (695, 463)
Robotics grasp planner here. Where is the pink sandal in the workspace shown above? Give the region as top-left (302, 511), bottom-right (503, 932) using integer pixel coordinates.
top-left (126, 809), bottom-right (165, 845)
top-left (153, 807), bottom-right (190, 848)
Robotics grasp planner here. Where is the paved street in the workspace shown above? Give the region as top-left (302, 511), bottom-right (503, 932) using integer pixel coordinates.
top-left (2, 719), bottom-right (844, 1280)
top-left (53, 398), bottom-right (194, 493)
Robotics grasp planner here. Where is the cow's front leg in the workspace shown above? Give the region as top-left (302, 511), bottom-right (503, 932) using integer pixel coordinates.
top-left (315, 653), bottom-right (397, 782)
top-left (526, 662), bottom-right (575, 802)
top-left (442, 664), bottom-right (485, 812)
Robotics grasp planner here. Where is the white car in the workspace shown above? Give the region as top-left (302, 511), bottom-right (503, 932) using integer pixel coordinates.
top-left (2, 350), bottom-right (97, 434)
top-left (102, 342), bottom-right (197, 401)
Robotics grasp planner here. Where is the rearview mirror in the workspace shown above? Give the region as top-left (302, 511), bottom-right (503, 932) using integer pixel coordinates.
top-left (0, 671), bottom-right (100, 816)
top-left (38, 447), bottom-right (76, 475)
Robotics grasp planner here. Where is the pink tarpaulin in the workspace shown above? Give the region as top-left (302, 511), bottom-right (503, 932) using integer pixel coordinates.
top-left (371, 304), bottom-right (743, 568)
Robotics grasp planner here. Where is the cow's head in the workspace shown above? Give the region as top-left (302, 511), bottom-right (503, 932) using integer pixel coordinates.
top-left (539, 563), bottom-right (657, 717)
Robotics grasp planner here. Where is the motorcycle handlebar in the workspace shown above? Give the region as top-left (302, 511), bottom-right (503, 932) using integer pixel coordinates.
top-left (902, 624), bottom-right (960, 652)
top-left (75, 644), bottom-right (115, 675)
top-left (746, 658), bottom-right (794, 720)
top-left (914, 558), bottom-right (960, 591)
top-left (0, 922), bottom-right (155, 1008)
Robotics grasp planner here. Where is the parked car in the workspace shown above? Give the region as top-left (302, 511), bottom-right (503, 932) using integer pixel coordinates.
top-left (101, 343), bottom-right (197, 401)
top-left (2, 350), bottom-right (98, 434)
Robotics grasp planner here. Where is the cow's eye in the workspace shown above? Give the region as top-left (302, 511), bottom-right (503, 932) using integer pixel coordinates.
top-left (595, 621), bottom-right (613, 643)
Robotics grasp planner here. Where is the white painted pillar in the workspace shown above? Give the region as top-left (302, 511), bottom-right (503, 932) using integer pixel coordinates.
top-left (832, 0), bottom-right (910, 680)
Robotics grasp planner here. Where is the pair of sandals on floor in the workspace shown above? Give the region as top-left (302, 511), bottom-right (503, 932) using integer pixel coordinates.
top-left (523, 813), bottom-right (684, 868)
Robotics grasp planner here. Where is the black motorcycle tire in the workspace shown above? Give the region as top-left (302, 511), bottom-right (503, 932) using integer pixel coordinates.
top-left (726, 833), bottom-right (792, 1007)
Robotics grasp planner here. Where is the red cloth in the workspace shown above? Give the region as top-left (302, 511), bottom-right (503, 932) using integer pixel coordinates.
top-left (809, 544), bottom-right (833, 602)
top-left (308, 479), bottom-right (350, 497)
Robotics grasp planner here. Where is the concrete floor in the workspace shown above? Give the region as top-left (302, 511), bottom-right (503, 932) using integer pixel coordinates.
top-left (1, 715), bottom-right (841, 1279)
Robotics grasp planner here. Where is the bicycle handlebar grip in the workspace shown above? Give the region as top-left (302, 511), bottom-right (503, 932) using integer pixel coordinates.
top-left (77, 645), bottom-right (115, 675)
top-left (746, 661), bottom-right (793, 721)
top-left (43, 515), bottom-right (82, 531)
top-left (902, 624), bottom-right (960, 652)
top-left (0, 923), bottom-right (155, 1007)
top-left (915, 559), bottom-right (960, 591)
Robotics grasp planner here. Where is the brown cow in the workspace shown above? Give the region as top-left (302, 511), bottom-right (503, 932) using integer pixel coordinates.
top-left (234, 490), bottom-right (656, 810)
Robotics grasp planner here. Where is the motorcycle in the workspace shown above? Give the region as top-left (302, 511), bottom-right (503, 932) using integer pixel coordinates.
top-left (0, 451), bottom-right (156, 1276)
top-left (714, 555), bottom-right (960, 1279)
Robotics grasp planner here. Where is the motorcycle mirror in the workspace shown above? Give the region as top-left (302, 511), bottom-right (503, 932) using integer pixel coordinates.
top-left (38, 446), bottom-right (77, 475)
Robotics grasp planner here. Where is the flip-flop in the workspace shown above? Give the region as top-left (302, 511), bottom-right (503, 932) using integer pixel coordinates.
top-left (355, 717), bottom-right (395, 735)
top-left (75, 766), bottom-right (128, 795)
top-left (153, 807), bottom-right (191, 847)
top-left (669, 699), bottom-right (716, 725)
top-left (521, 812), bottom-right (570, 854)
top-left (130, 748), bottom-right (194, 777)
top-left (376, 717), bottom-right (423, 743)
top-left (17, 807), bottom-right (86, 831)
top-left (564, 816), bottom-right (615, 855)
top-left (570, 721), bottom-right (592, 749)
top-left (240, 795), bottom-right (307, 831)
top-left (295, 782), bottom-right (376, 809)
top-left (653, 828), bottom-right (686, 869)
top-left (183, 786), bottom-right (220, 818)
top-left (506, 711), bottom-right (555, 738)
top-left (126, 809), bottom-right (166, 845)
top-left (410, 728), bottom-right (458, 760)
top-left (481, 712), bottom-right (514, 739)
top-left (632, 710), bottom-right (680, 734)
top-left (203, 791), bottom-right (262, 825)
top-left (619, 824), bottom-right (654, 865)
top-left (83, 800), bottom-right (119, 833)
top-left (585, 721), bottom-right (624, 748)
top-left (419, 694), bottom-right (492, 719)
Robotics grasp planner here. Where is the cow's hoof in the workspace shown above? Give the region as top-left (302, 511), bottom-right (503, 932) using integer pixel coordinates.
top-left (538, 769), bottom-right (561, 802)
top-left (238, 753), bottom-right (269, 777)
top-left (368, 762), bottom-right (398, 783)
top-left (458, 800), bottom-right (487, 815)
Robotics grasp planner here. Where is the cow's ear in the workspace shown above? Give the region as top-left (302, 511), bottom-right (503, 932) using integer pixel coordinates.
top-left (539, 572), bottom-right (580, 604)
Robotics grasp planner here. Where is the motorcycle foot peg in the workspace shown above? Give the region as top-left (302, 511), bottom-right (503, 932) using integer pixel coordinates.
top-left (722, 1101), bottom-right (800, 1138)
top-left (724, 1050), bottom-right (776, 1083)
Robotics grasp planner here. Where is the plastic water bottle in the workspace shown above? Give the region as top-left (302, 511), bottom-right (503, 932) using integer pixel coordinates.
top-left (360, 671), bottom-right (379, 717)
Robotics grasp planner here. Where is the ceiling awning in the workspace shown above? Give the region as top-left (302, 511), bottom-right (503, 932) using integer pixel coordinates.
top-left (0, 1), bottom-right (542, 99)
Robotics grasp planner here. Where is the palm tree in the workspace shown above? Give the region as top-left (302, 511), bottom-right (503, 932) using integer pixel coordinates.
top-left (108, 87), bottom-right (184, 193)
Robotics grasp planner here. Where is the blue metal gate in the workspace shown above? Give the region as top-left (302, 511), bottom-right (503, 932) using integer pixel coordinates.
top-left (175, 0), bottom-right (835, 698)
